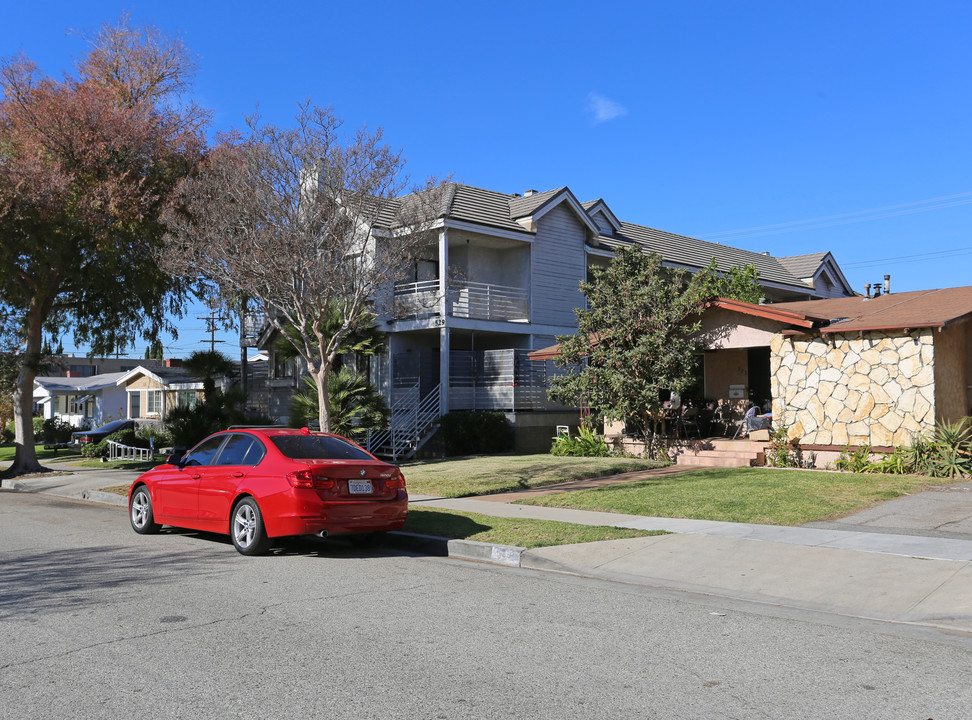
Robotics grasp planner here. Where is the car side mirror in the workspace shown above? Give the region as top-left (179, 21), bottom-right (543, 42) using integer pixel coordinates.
top-left (166, 453), bottom-right (185, 467)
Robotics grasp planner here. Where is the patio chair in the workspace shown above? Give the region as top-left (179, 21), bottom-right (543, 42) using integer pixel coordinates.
top-left (733, 404), bottom-right (760, 439)
top-left (678, 406), bottom-right (701, 438)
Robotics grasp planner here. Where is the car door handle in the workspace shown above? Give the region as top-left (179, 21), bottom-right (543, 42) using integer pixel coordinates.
top-left (232, 471), bottom-right (244, 478)
top-left (191, 473), bottom-right (201, 479)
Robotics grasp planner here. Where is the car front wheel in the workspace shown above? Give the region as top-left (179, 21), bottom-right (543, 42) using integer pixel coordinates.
top-left (231, 497), bottom-right (271, 555)
top-left (129, 485), bottom-right (161, 535)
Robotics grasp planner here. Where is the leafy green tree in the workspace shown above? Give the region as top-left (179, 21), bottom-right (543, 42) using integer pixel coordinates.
top-left (144, 339), bottom-right (165, 361)
top-left (549, 246), bottom-right (713, 458)
top-left (0, 16), bottom-right (208, 479)
top-left (696, 259), bottom-right (763, 304)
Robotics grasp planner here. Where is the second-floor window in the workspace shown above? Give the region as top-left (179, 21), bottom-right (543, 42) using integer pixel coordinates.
top-left (273, 354), bottom-right (295, 379)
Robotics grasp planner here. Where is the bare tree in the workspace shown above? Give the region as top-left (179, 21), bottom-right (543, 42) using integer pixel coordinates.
top-left (159, 104), bottom-right (445, 432)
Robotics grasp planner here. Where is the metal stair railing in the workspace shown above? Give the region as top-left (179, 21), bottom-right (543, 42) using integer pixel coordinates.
top-left (107, 440), bottom-right (152, 462)
top-left (365, 383), bottom-right (441, 461)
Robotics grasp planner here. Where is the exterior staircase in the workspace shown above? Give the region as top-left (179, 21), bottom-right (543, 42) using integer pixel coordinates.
top-left (364, 383), bottom-right (441, 462)
top-left (674, 438), bottom-right (767, 468)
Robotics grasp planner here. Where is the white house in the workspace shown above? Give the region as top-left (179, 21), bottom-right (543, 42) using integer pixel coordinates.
top-left (33, 372), bottom-right (129, 428)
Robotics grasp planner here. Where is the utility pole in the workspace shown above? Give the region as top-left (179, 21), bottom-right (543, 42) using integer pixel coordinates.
top-left (197, 308), bottom-right (228, 352)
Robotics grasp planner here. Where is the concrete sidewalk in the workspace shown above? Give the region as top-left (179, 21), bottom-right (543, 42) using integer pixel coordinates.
top-left (7, 465), bottom-right (972, 634)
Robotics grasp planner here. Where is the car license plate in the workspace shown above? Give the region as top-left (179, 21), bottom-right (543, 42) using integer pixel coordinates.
top-left (348, 479), bottom-right (373, 495)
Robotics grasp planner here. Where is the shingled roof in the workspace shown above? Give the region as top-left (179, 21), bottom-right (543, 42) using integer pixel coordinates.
top-left (777, 252), bottom-right (833, 280)
top-left (773, 286), bottom-right (972, 333)
top-left (380, 182), bottom-right (843, 293)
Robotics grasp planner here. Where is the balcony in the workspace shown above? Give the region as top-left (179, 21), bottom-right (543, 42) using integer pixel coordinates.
top-left (394, 280), bottom-right (529, 323)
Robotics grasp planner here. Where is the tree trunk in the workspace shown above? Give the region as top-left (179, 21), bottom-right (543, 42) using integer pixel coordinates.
top-left (315, 365), bottom-right (331, 433)
top-left (1, 301), bottom-right (47, 481)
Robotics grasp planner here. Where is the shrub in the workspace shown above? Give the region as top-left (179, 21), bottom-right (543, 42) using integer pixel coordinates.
top-left (439, 411), bottom-right (513, 456)
top-left (833, 444), bottom-right (873, 473)
top-left (136, 425), bottom-right (173, 449)
top-left (550, 425), bottom-right (609, 457)
top-left (41, 418), bottom-right (75, 445)
top-left (766, 425), bottom-right (797, 468)
top-left (2, 421), bottom-right (13, 445)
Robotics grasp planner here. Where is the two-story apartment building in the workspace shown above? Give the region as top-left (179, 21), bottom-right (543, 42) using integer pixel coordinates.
top-left (260, 183), bottom-right (854, 455)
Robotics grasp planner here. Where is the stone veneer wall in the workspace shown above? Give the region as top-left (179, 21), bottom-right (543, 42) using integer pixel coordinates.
top-left (770, 330), bottom-right (935, 447)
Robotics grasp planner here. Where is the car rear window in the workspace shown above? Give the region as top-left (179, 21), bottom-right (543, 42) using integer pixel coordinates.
top-left (269, 435), bottom-right (374, 461)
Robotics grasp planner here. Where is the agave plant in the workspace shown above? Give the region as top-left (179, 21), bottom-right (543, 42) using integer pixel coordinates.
top-left (927, 418), bottom-right (972, 479)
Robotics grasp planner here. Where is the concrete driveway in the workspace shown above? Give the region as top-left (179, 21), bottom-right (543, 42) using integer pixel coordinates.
top-left (804, 480), bottom-right (972, 539)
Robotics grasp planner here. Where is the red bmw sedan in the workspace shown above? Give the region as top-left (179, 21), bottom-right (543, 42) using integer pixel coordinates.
top-left (128, 427), bottom-right (408, 555)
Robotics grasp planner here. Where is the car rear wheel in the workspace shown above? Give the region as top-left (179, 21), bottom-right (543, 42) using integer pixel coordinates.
top-left (231, 497), bottom-right (271, 555)
top-left (129, 485), bottom-right (161, 535)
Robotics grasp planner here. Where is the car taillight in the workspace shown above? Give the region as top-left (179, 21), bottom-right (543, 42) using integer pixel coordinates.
top-left (286, 469), bottom-right (334, 489)
top-left (385, 471), bottom-right (406, 490)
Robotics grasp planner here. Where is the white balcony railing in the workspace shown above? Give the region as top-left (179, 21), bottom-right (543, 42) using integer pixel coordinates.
top-left (393, 280), bottom-right (529, 323)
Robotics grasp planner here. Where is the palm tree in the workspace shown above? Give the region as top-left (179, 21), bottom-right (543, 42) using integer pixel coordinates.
top-left (290, 367), bottom-right (388, 440)
top-left (181, 350), bottom-right (235, 401)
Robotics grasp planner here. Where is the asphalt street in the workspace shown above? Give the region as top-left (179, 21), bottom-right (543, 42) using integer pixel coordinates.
top-left (2, 490), bottom-right (971, 719)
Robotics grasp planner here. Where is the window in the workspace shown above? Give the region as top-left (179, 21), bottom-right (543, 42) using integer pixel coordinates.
top-left (273, 354), bottom-right (295, 379)
top-left (69, 364), bottom-right (97, 377)
top-left (214, 435), bottom-right (266, 466)
top-left (130, 392), bottom-right (141, 418)
top-left (183, 435), bottom-right (227, 467)
top-left (270, 434), bottom-right (373, 461)
top-left (147, 390), bottom-right (162, 415)
top-left (177, 391), bottom-right (198, 409)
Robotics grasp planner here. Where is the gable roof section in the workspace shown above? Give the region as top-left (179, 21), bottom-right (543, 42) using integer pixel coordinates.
top-left (773, 286), bottom-right (972, 333)
top-left (34, 372), bottom-right (128, 393)
top-left (777, 252), bottom-right (831, 279)
top-left (582, 199), bottom-right (621, 233)
top-left (116, 365), bottom-right (204, 388)
top-left (509, 187), bottom-right (599, 234)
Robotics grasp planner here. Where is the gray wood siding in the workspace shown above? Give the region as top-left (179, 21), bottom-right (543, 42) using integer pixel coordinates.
top-left (531, 205), bottom-right (588, 327)
top-left (592, 210), bottom-right (614, 234)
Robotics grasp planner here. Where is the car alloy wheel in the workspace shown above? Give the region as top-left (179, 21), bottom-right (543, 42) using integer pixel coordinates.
top-left (129, 486), bottom-right (161, 535)
top-left (231, 497), bottom-right (271, 555)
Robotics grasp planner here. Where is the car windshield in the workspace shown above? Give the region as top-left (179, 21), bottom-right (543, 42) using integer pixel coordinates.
top-left (94, 420), bottom-right (129, 433)
top-left (269, 434), bottom-right (374, 461)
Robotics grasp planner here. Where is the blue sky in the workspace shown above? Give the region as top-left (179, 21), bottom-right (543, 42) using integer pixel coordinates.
top-left (5, 1), bottom-right (972, 358)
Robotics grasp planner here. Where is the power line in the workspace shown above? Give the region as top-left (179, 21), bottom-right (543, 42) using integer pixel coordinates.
top-left (697, 191), bottom-right (972, 242)
top-left (843, 244), bottom-right (972, 267)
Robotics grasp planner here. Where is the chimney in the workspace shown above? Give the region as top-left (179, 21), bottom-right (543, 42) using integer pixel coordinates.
top-left (864, 284), bottom-right (871, 298)
top-left (523, 189), bottom-right (537, 197)
top-left (884, 274), bottom-right (890, 295)
top-left (872, 282), bottom-right (882, 298)
top-left (66, 370), bottom-right (77, 378)
top-left (165, 358), bottom-right (181, 368)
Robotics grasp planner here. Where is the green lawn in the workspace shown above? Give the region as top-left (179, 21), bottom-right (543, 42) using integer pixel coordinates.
top-left (399, 454), bottom-right (668, 498)
top-left (404, 507), bottom-right (666, 548)
top-left (518, 467), bottom-right (947, 526)
top-left (0, 444), bottom-right (83, 468)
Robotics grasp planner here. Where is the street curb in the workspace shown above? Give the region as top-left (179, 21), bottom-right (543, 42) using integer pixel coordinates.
top-left (80, 489), bottom-right (128, 506)
top-left (387, 531), bottom-right (526, 567)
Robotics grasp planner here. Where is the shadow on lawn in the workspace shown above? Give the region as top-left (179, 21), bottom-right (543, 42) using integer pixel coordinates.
top-left (403, 509), bottom-right (491, 540)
